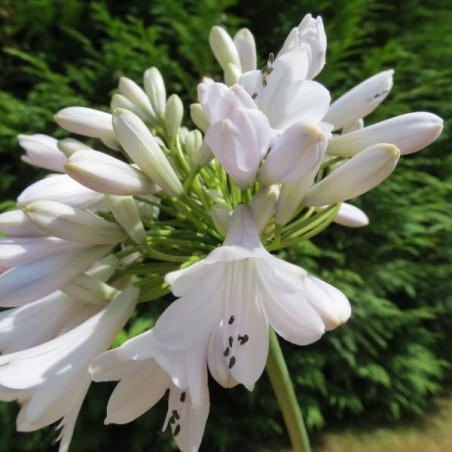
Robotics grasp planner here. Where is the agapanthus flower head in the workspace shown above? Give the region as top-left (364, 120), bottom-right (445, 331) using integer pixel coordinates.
top-left (0, 10), bottom-right (443, 452)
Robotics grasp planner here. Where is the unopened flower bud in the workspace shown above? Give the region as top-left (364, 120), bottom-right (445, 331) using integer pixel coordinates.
top-left (224, 63), bottom-right (241, 86)
top-left (250, 185), bottom-right (280, 234)
top-left (233, 28), bottom-right (257, 72)
top-left (211, 204), bottom-right (232, 236)
top-left (164, 94), bottom-right (184, 139)
top-left (324, 70), bottom-right (394, 131)
top-left (62, 274), bottom-right (120, 305)
top-left (24, 200), bottom-right (126, 245)
top-left (327, 112), bottom-right (444, 157)
top-left (112, 108), bottom-right (183, 197)
top-left (54, 107), bottom-right (118, 148)
top-left (194, 141), bottom-right (214, 169)
top-left (209, 26), bottom-right (242, 72)
top-left (119, 76), bottom-right (156, 122)
top-left (106, 195), bottom-right (147, 246)
top-left (18, 134), bottom-right (66, 172)
top-left (190, 103), bottom-right (209, 133)
top-left (143, 67), bottom-right (167, 117)
top-left (65, 150), bottom-right (157, 196)
top-left (316, 203), bottom-right (369, 228)
top-left (184, 130), bottom-right (203, 163)
top-left (57, 138), bottom-right (91, 157)
top-left (111, 93), bottom-right (148, 122)
top-left (304, 143), bottom-right (400, 206)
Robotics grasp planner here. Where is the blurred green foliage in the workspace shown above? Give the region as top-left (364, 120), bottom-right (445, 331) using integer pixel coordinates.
top-left (0, 0), bottom-right (451, 450)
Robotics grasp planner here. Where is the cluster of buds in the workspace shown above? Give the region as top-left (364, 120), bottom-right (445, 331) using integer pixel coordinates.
top-left (0, 14), bottom-right (443, 451)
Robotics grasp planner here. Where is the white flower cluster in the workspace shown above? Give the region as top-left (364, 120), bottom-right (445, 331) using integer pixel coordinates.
top-left (0, 14), bottom-right (443, 452)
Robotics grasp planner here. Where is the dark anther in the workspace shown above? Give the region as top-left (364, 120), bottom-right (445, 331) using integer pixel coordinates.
top-left (228, 336), bottom-right (233, 347)
top-left (172, 410), bottom-right (180, 420)
top-left (239, 334), bottom-right (249, 345)
top-left (180, 392), bottom-right (186, 403)
top-left (228, 315), bottom-right (235, 325)
top-left (169, 415), bottom-right (176, 425)
top-left (252, 92), bottom-right (258, 99)
top-left (174, 424), bottom-right (181, 437)
top-left (228, 356), bottom-right (236, 369)
top-left (223, 347), bottom-right (230, 357)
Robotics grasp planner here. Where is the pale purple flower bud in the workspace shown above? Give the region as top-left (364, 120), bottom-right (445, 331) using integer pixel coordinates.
top-left (258, 121), bottom-right (329, 185)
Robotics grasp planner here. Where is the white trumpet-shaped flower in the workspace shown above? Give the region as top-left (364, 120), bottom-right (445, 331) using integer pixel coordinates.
top-left (153, 205), bottom-right (350, 390)
top-left (90, 328), bottom-right (209, 452)
top-left (0, 286), bottom-right (138, 452)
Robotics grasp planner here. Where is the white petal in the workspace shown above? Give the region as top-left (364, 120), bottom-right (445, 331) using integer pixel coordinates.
top-left (0, 210), bottom-right (46, 237)
top-left (153, 271), bottom-right (224, 350)
top-left (324, 70), bottom-right (394, 130)
top-left (257, 263), bottom-right (325, 346)
top-left (207, 323), bottom-right (238, 388)
top-left (0, 291), bottom-right (83, 353)
top-left (304, 143), bottom-right (400, 206)
top-left (0, 236), bottom-right (82, 268)
top-left (303, 275), bottom-right (351, 330)
top-left (0, 245), bottom-right (111, 307)
top-left (205, 108), bottom-right (270, 189)
top-left (327, 112), bottom-right (444, 157)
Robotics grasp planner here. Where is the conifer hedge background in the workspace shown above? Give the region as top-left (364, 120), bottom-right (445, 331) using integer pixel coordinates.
top-left (0, 0), bottom-right (450, 450)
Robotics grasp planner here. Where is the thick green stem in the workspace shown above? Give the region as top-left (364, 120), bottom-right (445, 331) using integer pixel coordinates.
top-left (266, 328), bottom-right (311, 452)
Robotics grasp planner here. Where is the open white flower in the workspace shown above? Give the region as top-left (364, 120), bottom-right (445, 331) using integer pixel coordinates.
top-left (153, 204), bottom-right (350, 390)
top-left (0, 286), bottom-right (138, 452)
top-left (90, 328), bottom-right (209, 452)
